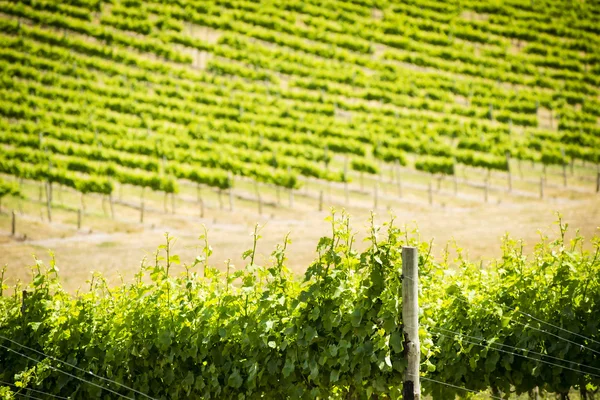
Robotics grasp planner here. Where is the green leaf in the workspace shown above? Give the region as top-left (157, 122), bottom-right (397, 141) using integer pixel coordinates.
top-left (390, 331), bottom-right (403, 354)
top-left (330, 369), bottom-right (339, 383)
top-left (228, 369), bottom-right (243, 389)
top-left (484, 351), bottom-right (500, 373)
top-left (351, 309), bottom-right (362, 327)
top-left (282, 358), bottom-right (295, 378)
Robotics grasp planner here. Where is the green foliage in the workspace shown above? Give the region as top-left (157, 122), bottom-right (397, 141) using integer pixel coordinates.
top-left (0, 178), bottom-right (20, 199)
top-left (414, 155), bottom-right (455, 175)
top-left (350, 157), bottom-right (379, 175)
top-left (0, 213), bottom-right (433, 398)
top-left (2, 215), bottom-right (599, 398)
top-left (426, 217), bottom-right (600, 398)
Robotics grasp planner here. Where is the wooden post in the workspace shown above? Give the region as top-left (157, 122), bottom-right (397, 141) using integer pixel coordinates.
top-left (436, 175), bottom-right (442, 191)
top-left (453, 173), bottom-right (458, 196)
top-left (562, 164), bottom-right (567, 187)
top-left (397, 168), bottom-right (402, 198)
top-left (542, 164), bottom-right (547, 180)
top-left (140, 201), bottom-right (144, 223)
top-left (218, 189), bottom-right (224, 210)
top-left (402, 246), bottom-right (420, 400)
top-left (360, 171), bottom-right (364, 191)
top-left (319, 189), bottom-right (324, 212)
top-left (518, 158), bottom-right (523, 179)
top-left (506, 153), bottom-right (512, 192)
top-left (484, 178), bottom-right (489, 203)
top-left (77, 208), bottom-right (82, 229)
top-left (344, 157), bottom-right (349, 205)
top-left (11, 210), bottom-right (16, 236)
top-left (102, 196), bottom-right (107, 217)
top-left (38, 183), bottom-right (43, 202)
top-left (428, 181), bottom-right (433, 205)
top-left (163, 192), bottom-right (168, 213)
top-left (570, 158), bottom-right (574, 176)
top-left (596, 172), bottom-right (600, 193)
top-left (373, 184), bottom-right (378, 210)
top-left (540, 176), bottom-right (544, 199)
top-left (276, 185), bottom-right (281, 206)
top-left (255, 181), bottom-right (262, 215)
top-left (45, 182), bottom-right (52, 222)
top-left (228, 172), bottom-right (234, 211)
top-left (110, 195), bottom-right (115, 219)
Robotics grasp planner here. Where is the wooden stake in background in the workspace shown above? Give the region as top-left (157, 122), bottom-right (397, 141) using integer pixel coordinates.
top-left (45, 181), bottom-right (52, 222)
top-left (319, 189), bottom-right (324, 212)
top-left (373, 184), bottom-right (378, 210)
top-left (428, 181), bottom-right (433, 205)
top-left (395, 160), bottom-right (402, 198)
top-left (11, 210), bottom-right (16, 236)
top-left (402, 246), bottom-right (420, 400)
top-left (506, 152), bottom-right (512, 192)
top-left (77, 208), bottom-right (82, 230)
top-left (255, 181), bottom-right (262, 215)
top-left (228, 172), bottom-right (234, 211)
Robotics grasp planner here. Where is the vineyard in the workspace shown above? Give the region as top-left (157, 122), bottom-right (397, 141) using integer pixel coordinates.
top-left (1, 0), bottom-right (600, 398)
top-left (0, 0), bottom-right (599, 215)
top-left (0, 213), bottom-right (599, 398)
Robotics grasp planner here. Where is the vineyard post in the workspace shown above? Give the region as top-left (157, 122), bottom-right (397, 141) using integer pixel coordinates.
top-left (344, 157), bottom-right (349, 205)
top-left (483, 178), bottom-right (490, 203)
top-left (561, 149), bottom-right (567, 187)
top-left (163, 192), bottom-right (168, 213)
top-left (517, 158), bottom-right (522, 179)
top-left (140, 201), bottom-right (144, 224)
top-left (45, 181), bottom-right (52, 222)
top-left (506, 152), bottom-right (512, 192)
top-left (373, 184), bottom-right (378, 210)
top-left (542, 164), bottom-right (547, 180)
top-left (596, 171), bottom-right (600, 193)
top-left (319, 189), bottom-right (324, 212)
top-left (360, 171), bottom-right (364, 191)
top-left (437, 175), bottom-right (442, 191)
top-left (540, 176), bottom-right (544, 199)
top-left (396, 161), bottom-right (402, 198)
top-left (570, 158), bottom-right (574, 176)
top-left (255, 181), bottom-right (262, 215)
top-left (218, 189), bottom-right (224, 210)
top-left (287, 166), bottom-right (294, 208)
top-left (77, 208), bottom-right (82, 230)
top-left (276, 185), bottom-right (281, 206)
top-left (81, 193), bottom-right (86, 214)
top-left (453, 173), bottom-right (458, 196)
top-left (428, 180), bottom-right (433, 205)
top-left (229, 180), bottom-right (234, 212)
top-left (402, 246), bottom-right (420, 400)
top-left (110, 195), bottom-right (115, 220)
top-left (11, 210), bottom-right (16, 236)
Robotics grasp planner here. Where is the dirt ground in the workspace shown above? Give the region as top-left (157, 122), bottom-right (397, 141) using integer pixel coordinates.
top-left (1, 162), bottom-right (599, 293)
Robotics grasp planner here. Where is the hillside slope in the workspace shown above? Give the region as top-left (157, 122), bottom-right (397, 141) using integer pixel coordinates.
top-left (1, 0), bottom-right (599, 198)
